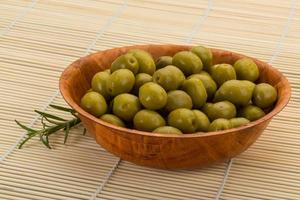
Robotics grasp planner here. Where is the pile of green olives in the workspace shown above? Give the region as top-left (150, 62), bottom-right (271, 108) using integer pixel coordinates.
top-left (81, 47), bottom-right (278, 134)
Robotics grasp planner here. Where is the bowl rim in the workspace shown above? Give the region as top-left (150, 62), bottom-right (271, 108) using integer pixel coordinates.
top-left (59, 44), bottom-right (291, 138)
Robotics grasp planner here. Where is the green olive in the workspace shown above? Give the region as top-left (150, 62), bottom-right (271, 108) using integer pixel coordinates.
top-left (187, 73), bottom-right (217, 100)
top-left (214, 80), bottom-right (255, 106)
top-left (81, 91), bottom-right (107, 117)
top-left (199, 71), bottom-right (210, 76)
top-left (139, 82), bottom-right (167, 110)
top-left (192, 110), bottom-right (210, 132)
top-left (238, 105), bottom-right (265, 121)
top-left (168, 108), bottom-right (197, 133)
top-left (202, 102), bottom-right (213, 114)
top-left (153, 65), bottom-right (185, 91)
top-left (202, 101), bottom-right (236, 121)
top-left (191, 46), bottom-right (213, 71)
top-left (111, 53), bottom-right (139, 74)
top-left (133, 73), bottom-right (152, 93)
top-left (156, 56), bottom-right (173, 69)
top-left (106, 69), bottom-right (135, 96)
top-left (112, 93), bottom-right (141, 121)
top-left (100, 114), bottom-right (125, 127)
top-left (134, 109), bottom-right (166, 132)
top-left (233, 58), bottom-right (259, 82)
top-left (210, 64), bottom-right (236, 86)
top-left (172, 51), bottom-right (203, 76)
top-left (208, 118), bottom-right (232, 131)
top-left (91, 71), bottom-right (110, 99)
top-left (165, 90), bottom-right (193, 112)
top-left (253, 83), bottom-right (277, 108)
top-left (128, 49), bottom-right (156, 75)
top-left (153, 126), bottom-right (182, 135)
top-left (181, 78), bottom-right (207, 108)
top-left (229, 117), bottom-right (250, 128)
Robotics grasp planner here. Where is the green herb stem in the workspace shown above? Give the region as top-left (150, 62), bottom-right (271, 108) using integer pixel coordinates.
top-left (15, 104), bottom-right (84, 149)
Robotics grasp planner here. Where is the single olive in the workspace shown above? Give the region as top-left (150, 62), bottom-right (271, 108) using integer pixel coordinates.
top-left (202, 101), bottom-right (236, 121)
top-left (199, 71), bottom-right (210, 76)
top-left (187, 73), bottom-right (217, 100)
top-left (192, 110), bottom-right (210, 132)
top-left (168, 108), bottom-right (197, 133)
top-left (188, 73), bottom-right (207, 80)
top-left (133, 73), bottom-right (152, 93)
top-left (181, 78), bottom-right (207, 108)
top-left (210, 64), bottom-right (236, 86)
top-left (229, 117), bottom-right (250, 128)
top-left (156, 56), bottom-right (173, 69)
top-left (106, 69), bottom-right (135, 96)
top-left (165, 90), bottom-right (193, 112)
top-left (233, 58), bottom-right (259, 82)
top-left (128, 49), bottom-right (156, 75)
top-left (113, 93), bottom-right (141, 121)
top-left (111, 53), bottom-right (139, 74)
top-left (153, 126), bottom-right (182, 135)
top-left (253, 83), bottom-right (277, 108)
top-left (202, 102), bottom-right (213, 114)
top-left (172, 51), bottom-right (203, 76)
top-left (81, 91), bottom-right (107, 117)
top-left (191, 46), bottom-right (213, 71)
top-left (238, 105), bottom-right (265, 121)
top-left (139, 82), bottom-right (167, 110)
top-left (208, 118), bottom-right (232, 131)
top-left (91, 71), bottom-right (110, 99)
top-left (153, 65), bottom-right (185, 91)
top-left (214, 80), bottom-right (255, 106)
top-left (134, 109), bottom-right (166, 132)
top-left (100, 114), bottom-right (125, 127)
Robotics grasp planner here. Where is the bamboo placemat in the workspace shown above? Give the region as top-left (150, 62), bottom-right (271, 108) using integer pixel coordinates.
top-left (0, 0), bottom-right (299, 199)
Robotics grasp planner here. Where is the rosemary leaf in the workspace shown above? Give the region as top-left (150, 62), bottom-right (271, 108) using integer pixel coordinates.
top-left (41, 118), bottom-right (52, 128)
top-left (71, 112), bottom-right (79, 118)
top-left (34, 110), bottom-right (67, 121)
top-left (27, 131), bottom-right (39, 137)
top-left (50, 104), bottom-right (75, 113)
top-left (45, 123), bottom-right (66, 136)
top-left (64, 122), bottom-right (70, 144)
top-left (19, 135), bottom-right (36, 149)
top-left (16, 104), bottom-right (82, 149)
top-left (15, 120), bottom-right (36, 133)
top-left (41, 135), bottom-right (51, 149)
top-left (43, 116), bottom-right (63, 125)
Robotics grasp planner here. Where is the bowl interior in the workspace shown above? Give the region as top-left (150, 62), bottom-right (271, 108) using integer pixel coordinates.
top-left (60, 44), bottom-right (291, 136)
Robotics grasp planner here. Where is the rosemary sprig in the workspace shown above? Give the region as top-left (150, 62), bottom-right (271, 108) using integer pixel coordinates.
top-left (15, 104), bottom-right (84, 149)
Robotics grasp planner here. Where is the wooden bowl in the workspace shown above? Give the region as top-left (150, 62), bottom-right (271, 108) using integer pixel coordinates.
top-left (59, 44), bottom-right (291, 169)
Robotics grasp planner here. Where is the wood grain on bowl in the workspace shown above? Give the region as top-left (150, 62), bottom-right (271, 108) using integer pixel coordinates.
top-left (59, 44), bottom-right (291, 169)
